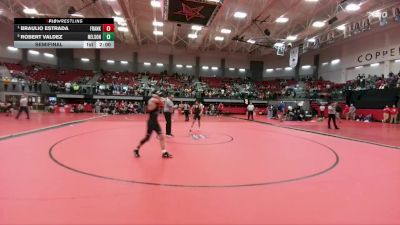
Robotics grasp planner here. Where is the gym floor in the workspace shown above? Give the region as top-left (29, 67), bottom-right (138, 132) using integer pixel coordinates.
top-left (1, 113), bottom-right (399, 224)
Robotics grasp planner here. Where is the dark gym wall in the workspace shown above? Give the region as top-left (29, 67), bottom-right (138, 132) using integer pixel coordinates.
top-left (313, 54), bottom-right (320, 80)
top-left (56, 49), bottom-right (74, 70)
top-left (250, 60), bottom-right (264, 81)
top-left (347, 88), bottom-right (400, 109)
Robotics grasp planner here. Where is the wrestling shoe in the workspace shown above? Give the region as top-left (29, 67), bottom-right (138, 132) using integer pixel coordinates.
top-left (133, 149), bottom-right (140, 158)
top-left (162, 151), bottom-right (173, 158)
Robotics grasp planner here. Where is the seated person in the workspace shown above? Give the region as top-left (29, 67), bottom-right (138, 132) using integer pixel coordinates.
top-left (77, 104), bottom-right (84, 113)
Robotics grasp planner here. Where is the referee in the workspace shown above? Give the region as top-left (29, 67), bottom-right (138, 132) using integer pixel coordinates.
top-left (247, 102), bottom-right (255, 120)
top-left (328, 102), bottom-right (339, 129)
top-left (183, 102), bottom-right (190, 121)
top-left (163, 94), bottom-right (175, 137)
top-left (15, 93), bottom-right (30, 120)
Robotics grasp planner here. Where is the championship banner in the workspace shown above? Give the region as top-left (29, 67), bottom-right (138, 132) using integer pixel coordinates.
top-left (164, 0), bottom-right (222, 26)
top-left (394, 7), bottom-right (400, 21)
top-left (289, 46), bottom-right (299, 68)
top-left (379, 11), bottom-right (388, 26)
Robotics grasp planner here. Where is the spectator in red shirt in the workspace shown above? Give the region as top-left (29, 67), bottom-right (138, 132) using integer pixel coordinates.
top-left (389, 105), bottom-right (398, 124)
top-left (343, 104), bottom-right (350, 120)
top-left (217, 103), bottom-right (224, 117)
top-left (382, 105), bottom-right (390, 123)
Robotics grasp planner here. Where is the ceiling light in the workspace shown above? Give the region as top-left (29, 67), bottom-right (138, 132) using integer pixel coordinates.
top-left (144, 62), bottom-right (151, 66)
top-left (239, 68), bottom-right (245, 72)
top-left (276, 17), bottom-right (289, 23)
top-left (395, 59), bottom-right (400, 63)
top-left (215, 36), bottom-right (224, 41)
top-left (186, 65), bottom-right (193, 68)
top-left (355, 66), bottom-right (363, 69)
top-left (71, 13), bottom-right (84, 17)
top-left (152, 20), bottom-right (164, 27)
top-left (121, 61), bottom-right (128, 64)
top-left (118, 21), bottom-right (127, 26)
top-left (274, 42), bottom-right (284, 48)
top-left (107, 60), bottom-right (115, 63)
top-left (229, 68), bottom-right (235, 71)
top-left (305, 0), bottom-right (319, 2)
top-left (266, 69), bottom-right (274, 72)
top-left (312, 21), bottom-right (325, 28)
top-left (331, 59), bottom-right (340, 64)
top-left (28, 50), bottom-right (39, 55)
top-left (368, 10), bottom-right (381, 18)
top-left (247, 39), bottom-right (255, 44)
top-left (276, 68), bottom-right (282, 71)
top-left (370, 63), bottom-right (379, 67)
top-left (336, 24), bottom-right (346, 31)
top-left (286, 35), bottom-right (297, 41)
top-left (307, 38), bottom-right (316, 42)
top-left (191, 25), bottom-right (202, 31)
top-left (221, 28), bottom-right (231, 34)
top-left (345, 3), bottom-right (360, 11)
top-left (322, 62), bottom-right (329, 66)
top-left (234, 11), bottom-right (247, 18)
top-left (150, 0), bottom-right (161, 8)
top-left (117, 27), bottom-right (129, 32)
top-left (176, 64), bottom-right (183, 68)
top-left (285, 67), bottom-right (292, 71)
top-left (7, 46), bottom-right (18, 51)
top-left (211, 67), bottom-right (218, 70)
top-left (188, 33), bottom-right (197, 39)
top-left (302, 65), bottom-right (311, 69)
top-left (81, 58), bottom-right (90, 62)
top-left (153, 30), bottom-right (163, 36)
top-left (113, 16), bottom-right (125, 23)
top-left (23, 8), bottom-right (38, 15)
top-left (44, 53), bottom-right (54, 58)
top-left (202, 66), bottom-right (209, 70)
top-left (156, 63), bottom-right (163, 67)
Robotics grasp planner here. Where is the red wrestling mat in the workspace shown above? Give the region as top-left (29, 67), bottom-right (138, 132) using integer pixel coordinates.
top-left (0, 112), bottom-right (99, 138)
top-left (235, 114), bottom-right (400, 148)
top-left (0, 114), bottom-right (399, 224)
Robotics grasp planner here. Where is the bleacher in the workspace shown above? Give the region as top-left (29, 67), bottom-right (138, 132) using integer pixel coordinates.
top-left (4, 62), bottom-right (25, 72)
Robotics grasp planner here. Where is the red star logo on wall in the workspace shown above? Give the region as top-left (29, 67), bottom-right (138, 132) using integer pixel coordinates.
top-left (174, 2), bottom-right (205, 21)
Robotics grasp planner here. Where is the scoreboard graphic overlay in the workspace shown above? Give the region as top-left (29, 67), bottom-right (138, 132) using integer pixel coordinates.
top-left (14, 18), bottom-right (114, 49)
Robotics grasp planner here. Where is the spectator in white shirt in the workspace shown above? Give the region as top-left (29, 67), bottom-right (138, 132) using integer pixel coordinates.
top-left (319, 104), bottom-right (326, 118)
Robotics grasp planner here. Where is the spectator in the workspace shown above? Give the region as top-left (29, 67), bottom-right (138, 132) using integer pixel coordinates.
top-left (278, 101), bottom-right (285, 122)
top-left (389, 105), bottom-right (398, 124)
top-left (217, 102), bottom-right (224, 116)
top-left (382, 105), bottom-right (390, 123)
top-left (95, 99), bottom-right (101, 114)
top-left (348, 104), bottom-right (356, 120)
top-left (335, 104), bottom-right (343, 123)
top-left (319, 104), bottom-right (326, 119)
